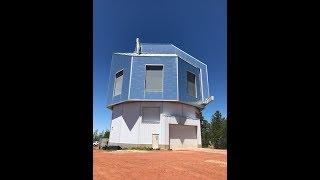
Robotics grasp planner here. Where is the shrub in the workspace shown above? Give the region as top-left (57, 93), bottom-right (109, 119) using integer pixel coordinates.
top-left (122, 146), bottom-right (153, 151)
top-left (102, 146), bottom-right (122, 151)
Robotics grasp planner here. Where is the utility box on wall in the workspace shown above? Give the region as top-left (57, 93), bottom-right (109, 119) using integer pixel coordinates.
top-left (107, 38), bottom-right (213, 149)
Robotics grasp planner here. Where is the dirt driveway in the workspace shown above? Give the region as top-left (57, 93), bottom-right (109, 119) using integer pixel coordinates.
top-left (93, 149), bottom-right (227, 180)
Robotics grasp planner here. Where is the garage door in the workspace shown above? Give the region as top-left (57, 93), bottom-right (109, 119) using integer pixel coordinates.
top-left (169, 124), bottom-right (197, 149)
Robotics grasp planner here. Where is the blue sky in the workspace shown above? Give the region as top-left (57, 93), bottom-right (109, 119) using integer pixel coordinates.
top-left (94, 0), bottom-right (227, 131)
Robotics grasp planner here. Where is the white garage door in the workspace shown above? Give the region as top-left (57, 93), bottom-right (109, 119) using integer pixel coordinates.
top-left (169, 124), bottom-right (197, 149)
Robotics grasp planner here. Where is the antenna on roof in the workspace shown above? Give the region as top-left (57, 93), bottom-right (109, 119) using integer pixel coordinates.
top-left (135, 37), bottom-right (141, 54)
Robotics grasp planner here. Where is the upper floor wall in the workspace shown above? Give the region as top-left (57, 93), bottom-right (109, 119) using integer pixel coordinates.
top-left (130, 56), bottom-right (178, 100)
top-left (106, 44), bottom-right (211, 109)
top-left (141, 44), bottom-right (209, 99)
top-left (106, 54), bottom-right (131, 106)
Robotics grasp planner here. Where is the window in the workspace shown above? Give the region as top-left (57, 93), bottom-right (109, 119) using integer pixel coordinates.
top-left (142, 107), bottom-right (160, 123)
top-left (113, 70), bottom-right (123, 96)
top-left (145, 65), bottom-right (163, 91)
top-left (187, 71), bottom-right (197, 97)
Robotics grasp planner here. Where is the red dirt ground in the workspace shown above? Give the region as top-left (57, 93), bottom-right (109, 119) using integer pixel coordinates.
top-left (93, 149), bottom-right (227, 180)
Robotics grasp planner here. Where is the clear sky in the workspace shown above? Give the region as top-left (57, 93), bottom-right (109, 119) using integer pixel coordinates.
top-left (94, 0), bottom-right (227, 131)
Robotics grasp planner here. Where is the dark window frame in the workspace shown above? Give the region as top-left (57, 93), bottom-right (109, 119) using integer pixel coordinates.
top-left (145, 65), bottom-right (164, 92)
top-left (187, 71), bottom-right (197, 98)
top-left (113, 69), bottom-right (124, 96)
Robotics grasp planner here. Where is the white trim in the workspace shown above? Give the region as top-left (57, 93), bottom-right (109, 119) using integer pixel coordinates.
top-left (114, 52), bottom-right (177, 57)
top-left (163, 114), bottom-right (200, 121)
top-left (113, 69), bottom-right (124, 97)
top-left (176, 57), bottom-right (179, 100)
top-left (128, 99), bottom-right (178, 101)
top-left (106, 99), bottom-right (205, 109)
top-left (195, 74), bottom-right (198, 98)
top-left (171, 44), bottom-right (207, 66)
top-left (206, 65), bottom-right (210, 97)
top-left (141, 43), bottom-right (172, 45)
top-left (162, 64), bottom-right (164, 99)
top-left (144, 64), bottom-right (164, 93)
top-left (106, 100), bottom-right (127, 109)
top-left (128, 56), bottom-right (133, 99)
top-left (200, 68), bottom-right (204, 101)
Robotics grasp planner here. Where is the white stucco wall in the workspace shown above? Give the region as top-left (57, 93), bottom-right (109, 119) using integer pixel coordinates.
top-left (108, 101), bottom-right (201, 147)
top-left (120, 102), bottom-right (140, 144)
top-left (109, 104), bottom-right (122, 143)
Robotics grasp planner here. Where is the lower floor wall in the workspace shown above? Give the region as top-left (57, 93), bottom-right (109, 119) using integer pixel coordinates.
top-left (108, 142), bottom-right (202, 149)
top-left (108, 101), bottom-right (202, 149)
top-left (108, 142), bottom-right (170, 149)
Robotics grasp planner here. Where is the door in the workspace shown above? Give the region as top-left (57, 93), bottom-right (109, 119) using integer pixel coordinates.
top-left (152, 134), bottom-right (159, 149)
top-left (169, 124), bottom-right (197, 150)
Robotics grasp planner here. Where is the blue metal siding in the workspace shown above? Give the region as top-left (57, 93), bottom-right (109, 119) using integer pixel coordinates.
top-left (130, 56), bottom-right (178, 100)
top-left (141, 44), bottom-right (210, 99)
top-left (140, 44), bottom-right (174, 54)
top-left (174, 49), bottom-right (209, 99)
top-left (178, 58), bottom-right (202, 103)
top-left (201, 66), bottom-right (209, 99)
top-left (107, 44), bottom-right (211, 108)
top-left (106, 54), bottom-right (131, 106)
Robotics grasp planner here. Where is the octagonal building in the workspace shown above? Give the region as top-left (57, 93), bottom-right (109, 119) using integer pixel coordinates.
top-left (107, 38), bottom-right (213, 149)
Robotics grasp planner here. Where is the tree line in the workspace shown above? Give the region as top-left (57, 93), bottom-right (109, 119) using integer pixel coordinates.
top-left (93, 129), bottom-right (110, 141)
top-left (197, 110), bottom-right (227, 149)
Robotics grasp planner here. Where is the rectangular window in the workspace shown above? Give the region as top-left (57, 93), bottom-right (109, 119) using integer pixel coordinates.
top-left (187, 71), bottom-right (197, 97)
top-left (145, 65), bottom-right (163, 91)
top-left (113, 70), bottom-right (123, 96)
top-left (142, 107), bottom-right (160, 123)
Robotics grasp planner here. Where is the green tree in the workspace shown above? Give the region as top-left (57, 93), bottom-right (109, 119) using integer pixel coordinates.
top-left (220, 117), bottom-right (227, 149)
top-left (93, 129), bottom-right (99, 141)
top-left (99, 130), bottom-right (105, 140)
top-left (104, 130), bottom-right (110, 138)
top-left (197, 110), bottom-right (211, 147)
top-left (210, 111), bottom-right (224, 149)
top-left (93, 129), bottom-right (109, 141)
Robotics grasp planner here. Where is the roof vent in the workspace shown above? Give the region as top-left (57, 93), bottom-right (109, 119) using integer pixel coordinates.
top-left (135, 37), bottom-right (141, 54)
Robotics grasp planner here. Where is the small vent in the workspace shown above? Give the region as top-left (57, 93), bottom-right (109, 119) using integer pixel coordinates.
top-left (135, 37), bottom-right (141, 54)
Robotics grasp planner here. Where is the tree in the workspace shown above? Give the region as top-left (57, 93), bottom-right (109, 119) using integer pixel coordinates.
top-left (104, 130), bottom-right (110, 138)
top-left (93, 129), bottom-right (110, 141)
top-left (93, 129), bottom-right (99, 141)
top-left (220, 117), bottom-right (227, 149)
top-left (210, 111), bottom-right (225, 149)
top-left (197, 110), bottom-right (211, 147)
top-left (99, 130), bottom-right (105, 140)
